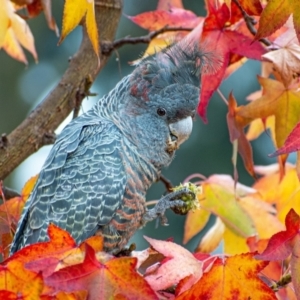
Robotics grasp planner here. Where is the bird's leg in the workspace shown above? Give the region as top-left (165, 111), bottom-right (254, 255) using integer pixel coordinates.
top-left (143, 187), bottom-right (194, 226)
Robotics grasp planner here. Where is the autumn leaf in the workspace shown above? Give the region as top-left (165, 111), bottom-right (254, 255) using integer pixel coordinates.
top-left (195, 217), bottom-right (225, 253)
top-left (156, 0), bottom-right (183, 10)
top-left (128, 4), bottom-right (202, 60)
top-left (143, 236), bottom-right (203, 293)
top-left (183, 208), bottom-right (210, 244)
top-left (245, 90), bottom-right (276, 144)
top-left (262, 28), bottom-right (300, 86)
top-left (60, 0), bottom-right (99, 59)
top-left (45, 243), bottom-right (157, 300)
top-left (269, 121), bottom-right (300, 180)
top-left (128, 7), bottom-right (200, 31)
top-left (256, 209), bottom-right (300, 297)
top-left (201, 181), bottom-right (256, 238)
top-left (226, 92), bottom-right (255, 177)
top-left (256, 208), bottom-right (300, 261)
top-left (0, 258), bottom-right (44, 299)
top-left (237, 0), bottom-right (262, 16)
top-left (256, 0), bottom-right (300, 43)
top-left (253, 164), bottom-right (300, 223)
top-left (184, 175), bottom-right (257, 253)
top-left (270, 121), bottom-right (300, 157)
top-left (9, 0), bottom-right (58, 35)
top-left (238, 76), bottom-right (300, 153)
top-left (239, 196), bottom-right (285, 239)
top-left (176, 253), bottom-right (276, 299)
top-left (199, 2), bottom-right (265, 122)
top-left (8, 224), bottom-right (77, 264)
top-left (0, 0), bottom-right (37, 64)
top-left (0, 175), bottom-right (38, 226)
top-left (0, 175), bottom-right (37, 259)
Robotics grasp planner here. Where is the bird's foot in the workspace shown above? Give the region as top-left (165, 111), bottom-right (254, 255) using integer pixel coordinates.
top-left (143, 187), bottom-right (195, 226)
top-left (114, 243), bottom-right (136, 257)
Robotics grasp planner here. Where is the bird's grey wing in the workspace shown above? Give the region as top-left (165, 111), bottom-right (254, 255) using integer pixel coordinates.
top-left (10, 116), bottom-right (127, 254)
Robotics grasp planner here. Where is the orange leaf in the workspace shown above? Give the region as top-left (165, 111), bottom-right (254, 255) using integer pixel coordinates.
top-left (239, 0), bottom-right (262, 16)
top-left (45, 243), bottom-right (157, 300)
top-left (177, 253), bottom-right (276, 299)
top-left (0, 258), bottom-right (44, 298)
top-left (0, 175), bottom-right (38, 224)
top-left (0, 175), bottom-right (38, 258)
top-left (8, 223), bottom-right (76, 264)
top-left (238, 77), bottom-right (300, 151)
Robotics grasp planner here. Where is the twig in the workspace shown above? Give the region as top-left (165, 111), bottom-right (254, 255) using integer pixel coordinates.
top-left (0, 185), bottom-right (20, 200)
top-left (232, 0), bottom-right (271, 47)
top-left (217, 89), bottom-right (229, 106)
top-left (0, 134), bottom-right (8, 149)
top-left (159, 175), bottom-right (174, 192)
top-left (101, 26), bottom-right (193, 55)
top-left (73, 75), bottom-right (97, 119)
top-left (270, 273), bottom-right (292, 292)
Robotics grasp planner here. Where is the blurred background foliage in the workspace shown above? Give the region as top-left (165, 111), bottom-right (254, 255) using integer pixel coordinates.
top-left (0, 0), bottom-right (279, 252)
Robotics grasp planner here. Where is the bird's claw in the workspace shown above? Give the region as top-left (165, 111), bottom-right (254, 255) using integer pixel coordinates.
top-left (143, 188), bottom-right (191, 225)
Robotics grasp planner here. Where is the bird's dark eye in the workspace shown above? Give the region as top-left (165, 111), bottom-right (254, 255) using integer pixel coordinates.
top-left (157, 107), bottom-right (166, 116)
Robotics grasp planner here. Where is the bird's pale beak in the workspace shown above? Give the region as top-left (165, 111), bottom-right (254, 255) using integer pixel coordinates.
top-left (167, 116), bottom-right (193, 153)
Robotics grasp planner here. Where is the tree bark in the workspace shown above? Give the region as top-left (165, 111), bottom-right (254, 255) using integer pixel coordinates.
top-left (0, 0), bottom-right (123, 180)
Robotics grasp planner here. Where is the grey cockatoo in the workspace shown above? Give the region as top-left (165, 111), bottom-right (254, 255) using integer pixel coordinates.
top-left (10, 41), bottom-right (213, 255)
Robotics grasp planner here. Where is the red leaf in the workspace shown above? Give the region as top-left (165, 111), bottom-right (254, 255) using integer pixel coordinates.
top-left (198, 3), bottom-right (265, 122)
top-left (45, 244), bottom-right (157, 300)
top-left (128, 7), bottom-right (201, 31)
top-left (255, 209), bottom-right (300, 261)
top-left (269, 121), bottom-right (300, 157)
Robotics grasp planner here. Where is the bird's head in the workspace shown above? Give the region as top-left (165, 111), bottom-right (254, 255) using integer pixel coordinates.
top-left (116, 40), bottom-right (221, 168)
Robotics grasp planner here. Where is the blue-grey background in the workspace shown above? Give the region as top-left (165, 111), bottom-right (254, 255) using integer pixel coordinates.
top-left (0, 0), bottom-right (280, 252)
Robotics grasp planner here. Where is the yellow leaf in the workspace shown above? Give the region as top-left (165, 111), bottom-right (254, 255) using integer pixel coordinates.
top-left (201, 182), bottom-right (256, 238)
top-left (253, 165), bottom-right (300, 223)
top-left (239, 196), bottom-right (285, 239)
top-left (195, 217), bottom-right (225, 253)
top-left (246, 116), bottom-right (275, 143)
top-left (60, 0), bottom-right (99, 59)
top-left (0, 0), bottom-right (10, 46)
top-left (223, 227), bottom-right (249, 255)
top-left (183, 208), bottom-right (210, 244)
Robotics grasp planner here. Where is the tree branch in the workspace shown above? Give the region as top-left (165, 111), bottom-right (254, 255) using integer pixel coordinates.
top-left (0, 0), bottom-right (122, 180)
top-left (101, 26), bottom-right (193, 55)
top-left (232, 0), bottom-right (271, 47)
